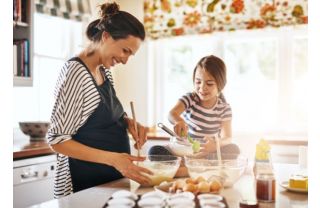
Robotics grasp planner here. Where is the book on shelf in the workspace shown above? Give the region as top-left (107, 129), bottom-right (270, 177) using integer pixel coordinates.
top-left (13, 39), bottom-right (30, 78)
top-left (13, 45), bottom-right (18, 76)
top-left (13, 0), bottom-right (28, 23)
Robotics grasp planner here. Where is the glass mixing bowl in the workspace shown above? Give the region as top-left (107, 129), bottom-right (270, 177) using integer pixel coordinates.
top-left (139, 155), bottom-right (181, 186)
top-left (168, 137), bottom-right (194, 156)
top-left (184, 154), bottom-right (247, 187)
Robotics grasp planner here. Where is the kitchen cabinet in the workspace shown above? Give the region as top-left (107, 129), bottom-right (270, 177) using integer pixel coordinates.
top-left (13, 0), bottom-right (34, 86)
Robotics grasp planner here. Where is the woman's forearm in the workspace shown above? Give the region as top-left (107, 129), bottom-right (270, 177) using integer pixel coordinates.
top-left (51, 139), bottom-right (117, 166)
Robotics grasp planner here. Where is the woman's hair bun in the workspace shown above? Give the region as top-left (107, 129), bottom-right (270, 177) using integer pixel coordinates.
top-left (100, 2), bottom-right (120, 19)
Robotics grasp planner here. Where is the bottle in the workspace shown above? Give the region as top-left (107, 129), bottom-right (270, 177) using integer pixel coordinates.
top-left (256, 172), bottom-right (276, 202)
top-left (254, 139), bottom-right (276, 203)
top-left (253, 139), bottom-right (273, 176)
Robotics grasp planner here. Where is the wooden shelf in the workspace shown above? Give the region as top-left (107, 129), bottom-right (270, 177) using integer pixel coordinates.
top-left (13, 76), bottom-right (33, 86)
top-left (13, 21), bottom-right (29, 27)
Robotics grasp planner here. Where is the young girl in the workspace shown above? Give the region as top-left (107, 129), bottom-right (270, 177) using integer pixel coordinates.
top-left (149, 55), bottom-right (240, 158)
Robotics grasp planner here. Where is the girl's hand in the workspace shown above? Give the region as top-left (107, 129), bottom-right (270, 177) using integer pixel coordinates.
top-left (126, 117), bottom-right (148, 149)
top-left (174, 121), bottom-right (188, 137)
top-left (111, 153), bottom-right (153, 185)
top-left (199, 136), bottom-right (216, 153)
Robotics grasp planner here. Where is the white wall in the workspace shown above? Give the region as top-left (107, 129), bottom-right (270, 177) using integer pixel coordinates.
top-left (92, 0), bottom-right (151, 125)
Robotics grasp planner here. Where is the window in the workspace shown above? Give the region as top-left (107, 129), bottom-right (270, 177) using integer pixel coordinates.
top-left (149, 26), bottom-right (308, 138)
top-left (13, 14), bottom-right (84, 127)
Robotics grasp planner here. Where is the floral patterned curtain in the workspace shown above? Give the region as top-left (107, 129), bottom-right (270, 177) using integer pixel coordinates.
top-left (144, 0), bottom-right (308, 39)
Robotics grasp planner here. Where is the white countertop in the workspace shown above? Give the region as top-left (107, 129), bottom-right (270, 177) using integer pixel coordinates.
top-left (28, 163), bottom-right (307, 208)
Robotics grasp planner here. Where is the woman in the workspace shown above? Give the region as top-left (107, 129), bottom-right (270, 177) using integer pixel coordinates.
top-left (48, 2), bottom-right (152, 198)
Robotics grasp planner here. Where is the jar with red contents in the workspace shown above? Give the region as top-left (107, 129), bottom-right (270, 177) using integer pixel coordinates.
top-left (256, 173), bottom-right (276, 202)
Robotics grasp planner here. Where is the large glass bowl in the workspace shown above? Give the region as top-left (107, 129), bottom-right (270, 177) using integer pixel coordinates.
top-left (184, 154), bottom-right (247, 187)
top-left (168, 137), bottom-right (194, 156)
top-left (139, 155), bottom-right (181, 186)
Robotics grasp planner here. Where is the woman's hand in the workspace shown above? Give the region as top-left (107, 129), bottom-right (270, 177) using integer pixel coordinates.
top-left (199, 136), bottom-right (216, 153)
top-left (126, 117), bottom-right (148, 149)
top-left (111, 153), bottom-right (153, 185)
top-left (173, 121), bottom-right (188, 137)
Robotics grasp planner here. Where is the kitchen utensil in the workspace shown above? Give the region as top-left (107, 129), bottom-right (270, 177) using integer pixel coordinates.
top-left (130, 101), bottom-right (140, 158)
top-left (215, 136), bottom-right (227, 180)
top-left (157, 123), bottom-right (186, 144)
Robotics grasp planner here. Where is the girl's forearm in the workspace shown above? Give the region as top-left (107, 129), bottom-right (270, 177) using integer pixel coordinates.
top-left (168, 111), bottom-right (184, 125)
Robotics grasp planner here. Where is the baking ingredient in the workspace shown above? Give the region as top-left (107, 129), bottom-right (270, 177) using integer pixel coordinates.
top-left (289, 175), bottom-right (308, 190)
top-left (148, 175), bottom-right (174, 186)
top-left (255, 139), bottom-right (271, 161)
top-left (168, 177), bottom-right (222, 194)
top-left (256, 173), bottom-right (276, 202)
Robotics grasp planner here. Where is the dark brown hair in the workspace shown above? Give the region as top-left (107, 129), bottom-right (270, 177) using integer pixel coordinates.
top-left (192, 55), bottom-right (227, 102)
top-left (86, 2), bottom-right (145, 42)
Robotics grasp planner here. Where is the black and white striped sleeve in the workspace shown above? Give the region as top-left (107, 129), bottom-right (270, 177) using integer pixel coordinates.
top-left (47, 61), bottom-right (100, 145)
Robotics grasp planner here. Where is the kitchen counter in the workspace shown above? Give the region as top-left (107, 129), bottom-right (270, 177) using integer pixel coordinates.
top-left (13, 139), bottom-right (55, 160)
top-left (28, 163), bottom-right (308, 208)
top-left (13, 131), bottom-right (169, 160)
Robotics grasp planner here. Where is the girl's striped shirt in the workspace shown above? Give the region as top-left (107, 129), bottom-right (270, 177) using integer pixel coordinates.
top-left (47, 59), bottom-right (113, 198)
top-left (179, 92), bottom-right (232, 142)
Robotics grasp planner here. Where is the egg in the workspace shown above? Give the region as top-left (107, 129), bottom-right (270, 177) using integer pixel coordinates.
top-left (210, 180), bottom-right (222, 193)
top-left (197, 181), bottom-right (210, 193)
top-left (183, 183), bottom-right (197, 192)
top-left (186, 177), bottom-right (198, 184)
top-left (196, 176), bottom-right (206, 183)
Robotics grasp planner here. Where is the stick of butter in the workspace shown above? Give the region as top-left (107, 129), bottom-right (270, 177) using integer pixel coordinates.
top-left (289, 175), bottom-right (308, 190)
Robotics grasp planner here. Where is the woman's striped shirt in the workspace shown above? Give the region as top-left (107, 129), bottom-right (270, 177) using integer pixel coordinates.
top-left (47, 59), bottom-right (113, 198)
top-left (179, 93), bottom-right (232, 142)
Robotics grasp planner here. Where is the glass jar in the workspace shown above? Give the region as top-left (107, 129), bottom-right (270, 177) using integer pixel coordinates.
top-left (256, 173), bottom-right (276, 202)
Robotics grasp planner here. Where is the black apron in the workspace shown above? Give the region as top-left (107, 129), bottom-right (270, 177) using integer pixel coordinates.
top-left (68, 57), bottom-right (130, 193)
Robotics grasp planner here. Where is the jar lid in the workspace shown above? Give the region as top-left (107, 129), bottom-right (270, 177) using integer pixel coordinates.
top-left (239, 200), bottom-right (259, 208)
